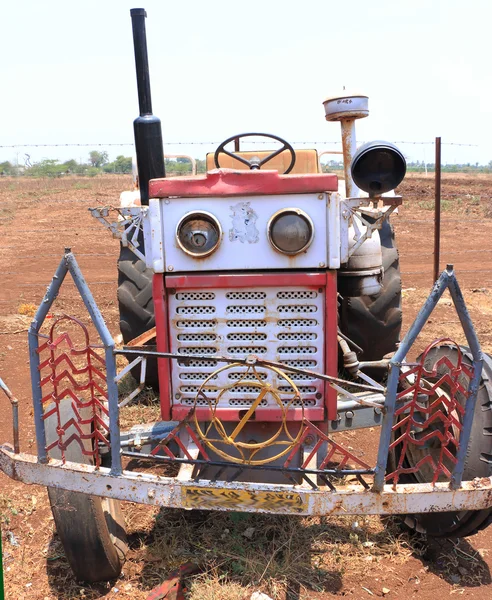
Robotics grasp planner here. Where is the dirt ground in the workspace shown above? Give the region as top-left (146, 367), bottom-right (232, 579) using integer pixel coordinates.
top-left (0, 173), bottom-right (492, 599)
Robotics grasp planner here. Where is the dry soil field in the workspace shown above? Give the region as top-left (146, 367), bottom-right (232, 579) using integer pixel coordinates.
top-left (0, 173), bottom-right (492, 599)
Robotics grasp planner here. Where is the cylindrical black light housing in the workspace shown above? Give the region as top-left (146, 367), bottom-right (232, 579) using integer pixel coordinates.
top-left (351, 141), bottom-right (406, 196)
top-left (130, 8), bottom-right (165, 205)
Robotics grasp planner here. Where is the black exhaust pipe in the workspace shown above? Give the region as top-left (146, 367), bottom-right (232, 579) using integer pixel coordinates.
top-left (130, 8), bottom-right (165, 205)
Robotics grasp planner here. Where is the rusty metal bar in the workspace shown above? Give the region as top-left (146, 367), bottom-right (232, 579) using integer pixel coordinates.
top-left (340, 119), bottom-right (358, 198)
top-left (433, 136), bottom-right (441, 282)
top-left (234, 137), bottom-right (240, 152)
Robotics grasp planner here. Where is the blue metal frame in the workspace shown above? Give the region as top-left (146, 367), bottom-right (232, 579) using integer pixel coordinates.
top-left (26, 255), bottom-right (483, 492)
top-left (373, 265), bottom-right (483, 491)
top-left (27, 249), bottom-right (122, 475)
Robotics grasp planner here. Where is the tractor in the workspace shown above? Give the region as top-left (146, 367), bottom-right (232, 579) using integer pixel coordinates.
top-left (0, 7), bottom-right (491, 584)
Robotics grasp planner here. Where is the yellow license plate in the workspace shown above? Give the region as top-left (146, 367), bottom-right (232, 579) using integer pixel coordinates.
top-left (182, 486), bottom-right (307, 513)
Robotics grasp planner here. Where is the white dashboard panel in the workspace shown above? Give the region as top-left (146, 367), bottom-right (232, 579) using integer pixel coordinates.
top-left (158, 193), bottom-right (331, 272)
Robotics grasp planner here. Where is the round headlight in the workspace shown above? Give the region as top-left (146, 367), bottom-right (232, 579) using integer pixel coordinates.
top-left (268, 209), bottom-right (314, 255)
top-left (351, 140), bottom-right (406, 196)
top-left (176, 211), bottom-right (222, 257)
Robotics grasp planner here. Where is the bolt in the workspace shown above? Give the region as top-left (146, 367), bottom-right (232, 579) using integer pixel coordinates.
top-left (175, 393), bottom-right (181, 400)
top-left (374, 406), bottom-right (383, 415)
top-left (164, 199), bottom-right (170, 205)
top-left (168, 265), bottom-right (174, 271)
top-left (318, 194), bottom-right (324, 200)
top-left (319, 262), bottom-right (326, 268)
top-left (315, 392), bottom-right (322, 400)
top-left (147, 488), bottom-right (156, 499)
top-left (345, 410), bottom-right (354, 419)
top-left (304, 435), bottom-right (315, 446)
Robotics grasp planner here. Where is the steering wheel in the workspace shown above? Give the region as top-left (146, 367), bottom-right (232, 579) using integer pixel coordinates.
top-left (214, 132), bottom-right (296, 174)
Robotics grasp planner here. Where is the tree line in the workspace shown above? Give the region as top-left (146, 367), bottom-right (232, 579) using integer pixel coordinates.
top-left (0, 152), bottom-right (207, 178)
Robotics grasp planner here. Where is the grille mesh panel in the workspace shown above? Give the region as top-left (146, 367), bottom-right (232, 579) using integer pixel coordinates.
top-left (169, 285), bottom-right (325, 411)
top-left (179, 372), bottom-right (218, 381)
top-left (228, 371), bottom-right (268, 381)
top-left (277, 290), bottom-right (317, 299)
top-left (177, 358), bottom-right (217, 367)
top-left (176, 292), bottom-right (215, 300)
top-left (177, 319), bottom-right (216, 328)
top-left (227, 332), bottom-right (267, 341)
top-left (279, 346), bottom-right (316, 354)
top-left (229, 398), bottom-right (269, 406)
top-left (225, 291), bottom-right (267, 300)
top-left (283, 359), bottom-right (317, 368)
top-left (178, 347), bottom-right (217, 355)
top-left (179, 385), bottom-right (218, 394)
top-left (177, 333), bottom-right (217, 342)
top-left (290, 372), bottom-right (317, 381)
top-left (227, 319), bottom-right (267, 328)
top-left (278, 385), bottom-right (317, 394)
top-left (278, 319), bottom-right (317, 327)
top-left (227, 346), bottom-right (267, 355)
top-left (278, 305), bottom-right (317, 313)
top-left (227, 305), bottom-right (266, 314)
top-left (177, 306), bottom-right (215, 315)
top-left (277, 332), bottom-right (317, 341)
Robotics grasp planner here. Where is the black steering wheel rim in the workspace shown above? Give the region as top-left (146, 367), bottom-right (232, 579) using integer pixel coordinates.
top-left (214, 132), bottom-right (296, 174)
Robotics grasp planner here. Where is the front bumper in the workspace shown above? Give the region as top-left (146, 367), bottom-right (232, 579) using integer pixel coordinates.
top-left (2, 446), bottom-right (491, 516)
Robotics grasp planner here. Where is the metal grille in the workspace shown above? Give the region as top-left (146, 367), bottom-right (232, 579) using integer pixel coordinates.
top-left (176, 292), bottom-right (215, 301)
top-left (177, 320), bottom-right (217, 328)
top-left (177, 333), bottom-right (217, 342)
top-left (169, 286), bottom-right (325, 414)
top-left (225, 291), bottom-right (267, 300)
top-left (227, 319), bottom-right (267, 328)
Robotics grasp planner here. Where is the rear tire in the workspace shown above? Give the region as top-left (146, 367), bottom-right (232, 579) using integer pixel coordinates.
top-left (117, 245), bottom-right (159, 389)
top-left (387, 345), bottom-right (492, 538)
top-left (340, 220), bottom-right (402, 362)
top-left (46, 401), bottom-right (128, 582)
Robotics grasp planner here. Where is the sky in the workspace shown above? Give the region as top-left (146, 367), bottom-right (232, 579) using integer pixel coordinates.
top-left (1, 0), bottom-right (491, 167)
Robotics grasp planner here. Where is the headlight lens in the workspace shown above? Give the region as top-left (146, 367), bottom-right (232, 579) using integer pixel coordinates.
top-left (176, 211), bottom-right (222, 257)
top-left (268, 209), bottom-right (314, 255)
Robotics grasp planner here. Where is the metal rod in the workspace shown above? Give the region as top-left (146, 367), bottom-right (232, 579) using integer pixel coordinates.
top-left (122, 450), bottom-right (374, 477)
top-left (447, 269), bottom-right (484, 488)
top-left (115, 348), bottom-right (382, 392)
top-left (0, 378), bottom-right (20, 454)
top-left (340, 118), bottom-right (358, 198)
top-left (28, 253), bottom-right (69, 463)
top-left (433, 136), bottom-right (441, 283)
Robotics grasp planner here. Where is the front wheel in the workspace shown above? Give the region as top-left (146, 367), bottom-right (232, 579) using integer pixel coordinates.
top-left (388, 344), bottom-right (492, 538)
top-left (45, 401), bottom-right (128, 582)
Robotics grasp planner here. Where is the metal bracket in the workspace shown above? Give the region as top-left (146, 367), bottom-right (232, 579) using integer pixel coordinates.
top-left (342, 198), bottom-right (400, 258)
top-left (89, 206), bottom-right (147, 261)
